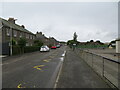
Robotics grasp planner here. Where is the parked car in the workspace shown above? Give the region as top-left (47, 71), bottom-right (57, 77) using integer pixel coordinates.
top-left (51, 46), bottom-right (57, 49)
top-left (56, 45), bottom-right (61, 48)
top-left (40, 45), bottom-right (50, 52)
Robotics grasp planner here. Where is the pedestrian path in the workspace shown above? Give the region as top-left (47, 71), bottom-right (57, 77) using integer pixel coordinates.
top-left (56, 48), bottom-right (110, 88)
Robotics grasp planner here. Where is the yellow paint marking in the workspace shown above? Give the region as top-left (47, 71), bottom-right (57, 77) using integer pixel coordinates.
top-left (17, 84), bottom-right (25, 88)
top-left (49, 56), bottom-right (54, 58)
top-left (43, 60), bottom-right (50, 62)
top-left (33, 65), bottom-right (45, 71)
top-left (17, 84), bottom-right (22, 88)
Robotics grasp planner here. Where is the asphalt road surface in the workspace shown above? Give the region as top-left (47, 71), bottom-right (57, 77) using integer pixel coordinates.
top-left (2, 46), bottom-right (111, 89)
top-left (56, 47), bottom-right (110, 88)
top-left (2, 46), bottom-right (67, 88)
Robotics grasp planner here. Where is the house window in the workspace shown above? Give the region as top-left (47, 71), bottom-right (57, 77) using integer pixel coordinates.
top-left (13, 30), bottom-right (17, 37)
top-left (20, 32), bottom-right (22, 38)
top-left (26, 43), bottom-right (29, 46)
top-left (30, 35), bottom-right (32, 39)
top-left (26, 34), bottom-right (29, 39)
top-left (33, 36), bottom-right (35, 39)
top-left (6, 28), bottom-right (10, 36)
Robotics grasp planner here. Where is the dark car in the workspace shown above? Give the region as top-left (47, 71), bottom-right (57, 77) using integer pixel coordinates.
top-left (56, 45), bottom-right (60, 48)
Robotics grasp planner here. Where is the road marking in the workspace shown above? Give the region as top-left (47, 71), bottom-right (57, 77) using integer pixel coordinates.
top-left (61, 51), bottom-right (66, 57)
top-left (17, 84), bottom-right (25, 88)
top-left (43, 60), bottom-right (50, 62)
top-left (33, 65), bottom-right (45, 71)
top-left (54, 50), bottom-right (66, 88)
top-left (49, 56), bottom-right (54, 58)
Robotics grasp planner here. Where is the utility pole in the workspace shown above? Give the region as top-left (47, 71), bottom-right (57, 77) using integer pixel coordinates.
top-left (10, 26), bottom-right (12, 56)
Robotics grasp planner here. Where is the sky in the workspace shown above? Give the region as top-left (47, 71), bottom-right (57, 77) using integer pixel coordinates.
top-left (0, 1), bottom-right (119, 42)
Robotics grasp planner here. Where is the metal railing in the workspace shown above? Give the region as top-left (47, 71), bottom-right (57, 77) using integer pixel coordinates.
top-left (75, 48), bottom-right (119, 89)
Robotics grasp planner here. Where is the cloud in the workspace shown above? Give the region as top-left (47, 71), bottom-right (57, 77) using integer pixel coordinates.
top-left (1, 2), bottom-right (118, 42)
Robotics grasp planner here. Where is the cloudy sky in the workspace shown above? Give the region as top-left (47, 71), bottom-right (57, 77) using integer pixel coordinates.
top-left (1, 2), bottom-right (118, 42)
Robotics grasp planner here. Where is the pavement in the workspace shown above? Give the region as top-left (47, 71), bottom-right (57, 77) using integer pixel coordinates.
top-left (2, 46), bottom-right (67, 88)
top-left (56, 47), bottom-right (110, 88)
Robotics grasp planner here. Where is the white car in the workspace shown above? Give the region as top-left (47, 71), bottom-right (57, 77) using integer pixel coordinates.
top-left (40, 45), bottom-right (50, 52)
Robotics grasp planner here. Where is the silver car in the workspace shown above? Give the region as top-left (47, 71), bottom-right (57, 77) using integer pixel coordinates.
top-left (40, 45), bottom-right (50, 52)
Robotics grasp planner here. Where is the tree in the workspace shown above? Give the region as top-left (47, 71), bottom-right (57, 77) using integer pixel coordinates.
top-left (90, 40), bottom-right (94, 42)
top-left (11, 39), bottom-right (16, 46)
top-left (18, 38), bottom-right (27, 54)
top-left (96, 40), bottom-right (104, 45)
top-left (73, 32), bottom-right (78, 42)
top-left (34, 40), bottom-right (43, 46)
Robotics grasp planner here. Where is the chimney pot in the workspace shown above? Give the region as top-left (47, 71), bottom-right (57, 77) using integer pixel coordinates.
top-left (8, 18), bottom-right (16, 24)
top-left (21, 25), bottom-right (25, 28)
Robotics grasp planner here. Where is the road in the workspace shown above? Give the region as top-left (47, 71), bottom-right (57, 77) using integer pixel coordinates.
top-left (2, 46), bottom-right (67, 88)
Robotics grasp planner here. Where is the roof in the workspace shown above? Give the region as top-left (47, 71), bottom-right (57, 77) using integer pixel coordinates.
top-left (1, 18), bottom-right (34, 34)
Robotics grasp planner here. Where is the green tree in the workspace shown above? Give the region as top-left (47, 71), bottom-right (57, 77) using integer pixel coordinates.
top-left (90, 40), bottom-right (94, 42)
top-left (18, 38), bottom-right (27, 54)
top-left (73, 32), bottom-right (78, 42)
top-left (34, 40), bottom-right (43, 46)
top-left (11, 39), bottom-right (16, 46)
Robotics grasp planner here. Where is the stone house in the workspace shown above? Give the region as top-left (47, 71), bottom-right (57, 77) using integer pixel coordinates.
top-left (1, 17), bottom-right (36, 55)
top-left (36, 32), bottom-right (59, 47)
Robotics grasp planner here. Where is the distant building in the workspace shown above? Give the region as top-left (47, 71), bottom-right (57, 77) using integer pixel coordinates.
top-left (36, 32), bottom-right (59, 47)
top-left (49, 37), bottom-right (59, 46)
top-left (36, 32), bottom-right (49, 45)
top-left (1, 17), bottom-right (36, 55)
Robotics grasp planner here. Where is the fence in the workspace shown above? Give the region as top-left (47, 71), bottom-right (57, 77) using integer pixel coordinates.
top-left (75, 48), bottom-right (119, 89)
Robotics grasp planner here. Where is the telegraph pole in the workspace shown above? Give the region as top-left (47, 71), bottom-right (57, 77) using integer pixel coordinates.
top-left (10, 26), bottom-right (12, 56)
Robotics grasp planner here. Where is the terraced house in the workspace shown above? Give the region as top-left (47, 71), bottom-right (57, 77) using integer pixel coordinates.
top-left (1, 17), bottom-right (36, 55)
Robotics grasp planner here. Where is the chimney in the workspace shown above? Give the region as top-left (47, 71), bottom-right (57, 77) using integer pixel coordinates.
top-left (40, 32), bottom-right (42, 35)
top-left (21, 25), bottom-right (25, 28)
top-left (8, 18), bottom-right (17, 24)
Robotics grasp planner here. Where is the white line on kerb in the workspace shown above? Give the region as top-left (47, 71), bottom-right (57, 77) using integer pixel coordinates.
top-left (54, 50), bottom-right (66, 88)
top-left (61, 51), bottom-right (66, 57)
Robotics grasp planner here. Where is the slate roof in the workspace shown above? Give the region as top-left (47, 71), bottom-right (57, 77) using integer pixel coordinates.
top-left (0, 18), bottom-right (34, 34)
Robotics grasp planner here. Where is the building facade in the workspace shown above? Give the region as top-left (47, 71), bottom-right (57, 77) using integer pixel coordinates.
top-left (1, 17), bottom-right (59, 55)
top-left (1, 18), bottom-right (36, 55)
top-left (36, 32), bottom-right (59, 47)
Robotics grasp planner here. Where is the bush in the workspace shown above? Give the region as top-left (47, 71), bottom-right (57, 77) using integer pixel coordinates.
top-left (24, 46), bottom-right (40, 53)
top-left (12, 46), bottom-right (41, 55)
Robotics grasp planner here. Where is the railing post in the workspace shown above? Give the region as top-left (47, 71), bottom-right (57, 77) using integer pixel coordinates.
top-left (92, 53), bottom-right (93, 68)
top-left (102, 57), bottom-right (104, 77)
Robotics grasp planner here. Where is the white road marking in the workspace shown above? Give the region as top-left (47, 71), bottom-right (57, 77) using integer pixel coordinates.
top-left (61, 51), bottom-right (66, 57)
top-left (54, 50), bottom-right (66, 88)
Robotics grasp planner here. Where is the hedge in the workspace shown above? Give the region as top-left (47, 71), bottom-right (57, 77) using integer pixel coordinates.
top-left (24, 46), bottom-right (40, 53)
top-left (77, 45), bottom-right (108, 49)
top-left (12, 46), bottom-right (40, 55)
